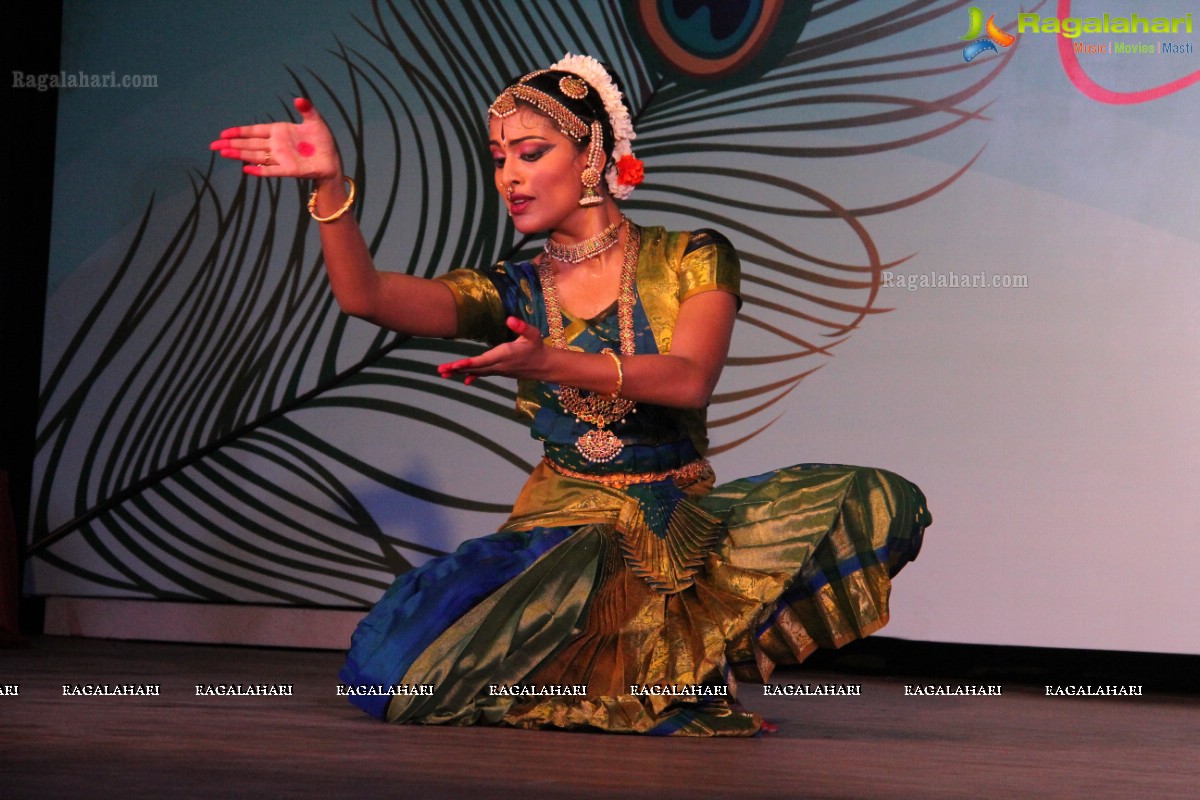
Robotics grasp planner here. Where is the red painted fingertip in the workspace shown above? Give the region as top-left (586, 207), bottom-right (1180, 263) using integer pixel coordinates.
top-left (294, 98), bottom-right (313, 113)
top-left (219, 127), bottom-right (241, 138)
top-left (243, 165), bottom-right (262, 176)
top-left (220, 148), bottom-right (239, 158)
top-left (464, 376), bottom-right (476, 386)
top-left (297, 141), bottom-right (315, 157)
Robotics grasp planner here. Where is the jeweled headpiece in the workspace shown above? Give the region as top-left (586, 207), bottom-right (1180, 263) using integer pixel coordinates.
top-left (488, 54), bottom-right (643, 200)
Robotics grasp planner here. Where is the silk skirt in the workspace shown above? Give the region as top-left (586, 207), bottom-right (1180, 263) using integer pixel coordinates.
top-left (340, 462), bottom-right (930, 736)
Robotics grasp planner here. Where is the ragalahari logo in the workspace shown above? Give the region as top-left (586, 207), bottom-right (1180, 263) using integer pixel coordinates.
top-left (961, 7), bottom-right (1016, 61)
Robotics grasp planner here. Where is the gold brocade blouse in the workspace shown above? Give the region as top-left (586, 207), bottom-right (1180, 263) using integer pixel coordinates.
top-left (433, 224), bottom-right (741, 427)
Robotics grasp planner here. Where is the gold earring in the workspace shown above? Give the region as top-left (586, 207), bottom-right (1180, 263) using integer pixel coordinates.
top-left (579, 121), bottom-right (604, 207)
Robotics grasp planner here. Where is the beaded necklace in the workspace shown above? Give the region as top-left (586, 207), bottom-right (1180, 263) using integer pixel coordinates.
top-left (539, 220), bottom-right (640, 463)
top-left (544, 217), bottom-right (623, 264)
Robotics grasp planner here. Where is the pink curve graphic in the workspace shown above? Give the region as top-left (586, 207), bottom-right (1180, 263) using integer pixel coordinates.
top-left (1057, 0), bottom-right (1199, 104)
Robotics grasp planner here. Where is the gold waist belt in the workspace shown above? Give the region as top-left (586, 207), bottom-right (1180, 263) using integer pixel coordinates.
top-left (543, 456), bottom-right (714, 490)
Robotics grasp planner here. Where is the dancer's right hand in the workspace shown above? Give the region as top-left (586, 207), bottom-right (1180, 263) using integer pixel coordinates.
top-left (210, 98), bottom-right (340, 181)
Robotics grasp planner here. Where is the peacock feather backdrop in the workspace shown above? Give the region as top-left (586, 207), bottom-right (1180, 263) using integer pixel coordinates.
top-left (30, 0), bottom-right (1023, 604)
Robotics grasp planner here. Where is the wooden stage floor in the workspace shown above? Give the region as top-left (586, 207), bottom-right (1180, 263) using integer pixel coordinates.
top-left (2, 636), bottom-right (1196, 799)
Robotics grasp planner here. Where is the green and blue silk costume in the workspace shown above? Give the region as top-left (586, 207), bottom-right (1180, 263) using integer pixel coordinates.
top-left (340, 225), bottom-right (930, 735)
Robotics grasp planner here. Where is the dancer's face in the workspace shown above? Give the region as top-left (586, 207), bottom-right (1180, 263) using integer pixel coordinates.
top-left (489, 107), bottom-right (592, 235)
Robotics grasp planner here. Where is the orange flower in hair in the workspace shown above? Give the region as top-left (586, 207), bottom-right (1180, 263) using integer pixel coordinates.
top-left (616, 155), bottom-right (644, 186)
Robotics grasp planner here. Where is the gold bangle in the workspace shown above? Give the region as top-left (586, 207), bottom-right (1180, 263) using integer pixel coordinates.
top-left (602, 348), bottom-right (623, 398)
top-left (308, 176), bottom-right (356, 222)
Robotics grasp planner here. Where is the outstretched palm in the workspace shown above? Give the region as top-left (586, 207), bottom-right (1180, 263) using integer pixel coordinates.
top-left (211, 98), bottom-right (340, 180)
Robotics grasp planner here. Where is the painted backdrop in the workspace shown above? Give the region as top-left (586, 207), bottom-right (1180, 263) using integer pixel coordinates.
top-left (31, 1), bottom-right (1200, 655)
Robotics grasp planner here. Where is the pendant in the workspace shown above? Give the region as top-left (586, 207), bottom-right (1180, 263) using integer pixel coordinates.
top-left (576, 428), bottom-right (623, 463)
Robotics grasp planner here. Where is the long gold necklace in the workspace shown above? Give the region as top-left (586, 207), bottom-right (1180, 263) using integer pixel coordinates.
top-left (544, 218), bottom-right (624, 264)
top-left (539, 220), bottom-right (639, 463)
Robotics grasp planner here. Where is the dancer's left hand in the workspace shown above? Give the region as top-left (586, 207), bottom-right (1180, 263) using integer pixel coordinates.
top-left (437, 317), bottom-right (547, 386)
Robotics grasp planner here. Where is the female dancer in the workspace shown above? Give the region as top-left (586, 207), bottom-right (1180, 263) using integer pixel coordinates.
top-left (212, 55), bottom-right (929, 736)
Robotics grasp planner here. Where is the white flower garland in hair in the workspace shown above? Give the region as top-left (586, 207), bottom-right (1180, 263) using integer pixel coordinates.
top-left (551, 53), bottom-right (643, 199)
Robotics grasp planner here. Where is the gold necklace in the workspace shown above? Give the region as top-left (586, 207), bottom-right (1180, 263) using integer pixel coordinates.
top-left (544, 217), bottom-right (624, 264)
top-left (539, 220), bottom-right (639, 463)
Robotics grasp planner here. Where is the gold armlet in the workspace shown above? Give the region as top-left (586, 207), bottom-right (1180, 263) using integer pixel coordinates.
top-left (308, 176), bottom-right (356, 222)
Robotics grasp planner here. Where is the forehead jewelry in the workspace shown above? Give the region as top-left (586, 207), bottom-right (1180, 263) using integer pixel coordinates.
top-left (489, 83), bottom-right (587, 141)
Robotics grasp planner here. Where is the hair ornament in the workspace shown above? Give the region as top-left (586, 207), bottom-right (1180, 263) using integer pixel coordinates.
top-left (559, 75), bottom-right (589, 100)
top-left (550, 53), bottom-right (641, 199)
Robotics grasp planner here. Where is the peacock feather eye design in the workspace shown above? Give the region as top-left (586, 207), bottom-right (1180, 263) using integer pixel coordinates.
top-left (623, 0), bottom-right (813, 84)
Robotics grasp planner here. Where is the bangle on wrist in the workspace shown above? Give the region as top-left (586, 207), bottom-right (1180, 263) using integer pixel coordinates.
top-left (308, 176), bottom-right (356, 222)
top-left (602, 349), bottom-right (624, 399)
